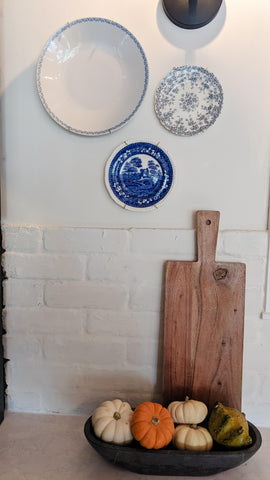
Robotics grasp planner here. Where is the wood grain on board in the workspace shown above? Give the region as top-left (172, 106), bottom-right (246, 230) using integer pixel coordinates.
top-left (163, 211), bottom-right (245, 411)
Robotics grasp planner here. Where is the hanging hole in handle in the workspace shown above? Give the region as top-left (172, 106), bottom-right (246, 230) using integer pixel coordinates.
top-left (206, 219), bottom-right (211, 225)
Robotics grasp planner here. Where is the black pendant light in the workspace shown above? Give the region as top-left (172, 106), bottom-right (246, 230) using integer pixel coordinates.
top-left (162, 0), bottom-right (223, 29)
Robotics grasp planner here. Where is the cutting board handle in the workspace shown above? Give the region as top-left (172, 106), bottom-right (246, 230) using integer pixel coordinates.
top-left (196, 211), bottom-right (220, 264)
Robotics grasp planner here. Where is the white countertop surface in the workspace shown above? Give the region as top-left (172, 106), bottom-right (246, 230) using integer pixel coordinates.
top-left (0, 412), bottom-right (269, 480)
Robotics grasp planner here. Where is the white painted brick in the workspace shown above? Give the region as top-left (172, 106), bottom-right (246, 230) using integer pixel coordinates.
top-left (241, 402), bottom-right (270, 428)
top-left (244, 318), bottom-right (270, 346)
top-left (245, 288), bottom-right (265, 316)
top-left (44, 228), bottom-right (101, 252)
top-left (242, 369), bottom-right (265, 403)
top-left (221, 231), bottom-right (268, 257)
top-left (9, 361), bottom-right (157, 395)
top-left (39, 390), bottom-right (104, 415)
top-left (41, 388), bottom-right (162, 415)
top-left (126, 392), bottom-right (163, 407)
top-left (87, 253), bottom-right (164, 285)
top-left (127, 339), bottom-right (160, 367)
top-left (130, 229), bottom-right (196, 257)
top-left (245, 257), bottom-right (266, 288)
top-left (261, 373), bottom-right (270, 399)
top-left (2, 225), bottom-right (43, 252)
top-left (86, 310), bottom-right (160, 338)
top-left (44, 228), bottom-right (129, 253)
top-left (102, 229), bottom-right (130, 252)
top-left (77, 367), bottom-right (159, 393)
top-left (44, 281), bottom-right (128, 309)
top-left (6, 391), bottom-right (42, 413)
top-left (243, 341), bottom-right (269, 370)
top-left (38, 390), bottom-right (95, 415)
top-left (87, 253), bottom-right (130, 283)
top-left (3, 252), bottom-right (86, 280)
top-left (4, 279), bottom-right (44, 306)
top-left (38, 389), bottom-right (134, 416)
top-left (4, 334), bottom-right (42, 360)
top-left (7, 360), bottom-right (81, 392)
top-left (243, 367), bottom-right (270, 406)
top-left (129, 283), bottom-right (162, 312)
top-left (2, 225), bottom-right (269, 420)
top-left (130, 228), bottom-right (224, 260)
top-left (43, 336), bottom-right (126, 368)
top-left (5, 307), bottom-right (86, 334)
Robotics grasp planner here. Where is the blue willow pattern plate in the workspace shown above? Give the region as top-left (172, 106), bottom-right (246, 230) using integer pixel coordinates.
top-left (105, 142), bottom-right (174, 210)
top-left (154, 66), bottom-right (223, 136)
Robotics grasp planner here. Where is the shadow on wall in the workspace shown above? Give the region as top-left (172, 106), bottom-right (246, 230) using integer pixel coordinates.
top-left (64, 371), bottom-right (163, 416)
top-left (0, 59), bottom-right (118, 226)
top-left (0, 61), bottom-right (76, 222)
top-left (0, 63), bottom-right (42, 220)
top-left (0, 19), bottom-right (7, 422)
top-left (156, 262), bottom-right (167, 403)
top-left (156, 0), bottom-right (227, 63)
top-left (56, 283), bottom-right (166, 416)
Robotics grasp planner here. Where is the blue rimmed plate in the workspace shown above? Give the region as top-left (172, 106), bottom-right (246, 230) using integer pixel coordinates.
top-left (154, 66), bottom-right (223, 136)
top-left (105, 141), bottom-right (174, 210)
top-left (36, 18), bottom-right (148, 136)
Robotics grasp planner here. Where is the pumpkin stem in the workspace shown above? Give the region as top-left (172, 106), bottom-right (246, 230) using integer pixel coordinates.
top-left (185, 396), bottom-right (190, 402)
top-left (151, 416), bottom-right (160, 426)
top-left (113, 411), bottom-right (121, 420)
top-left (190, 424), bottom-right (198, 429)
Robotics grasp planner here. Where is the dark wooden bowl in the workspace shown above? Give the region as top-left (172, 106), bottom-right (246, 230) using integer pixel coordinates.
top-left (84, 417), bottom-right (262, 476)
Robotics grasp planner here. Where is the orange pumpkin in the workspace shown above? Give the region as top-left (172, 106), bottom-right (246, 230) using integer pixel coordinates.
top-left (131, 401), bottom-right (174, 449)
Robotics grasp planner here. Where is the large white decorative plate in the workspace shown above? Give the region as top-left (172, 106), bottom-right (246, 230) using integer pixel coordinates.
top-left (36, 18), bottom-right (148, 136)
top-left (154, 66), bottom-right (223, 136)
top-left (105, 141), bottom-right (174, 211)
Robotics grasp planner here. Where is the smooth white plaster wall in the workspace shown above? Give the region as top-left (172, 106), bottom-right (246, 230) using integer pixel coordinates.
top-left (1, 0), bottom-right (270, 229)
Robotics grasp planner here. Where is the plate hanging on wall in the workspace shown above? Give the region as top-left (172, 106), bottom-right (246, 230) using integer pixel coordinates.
top-left (154, 66), bottom-right (223, 136)
top-left (36, 18), bottom-right (148, 136)
top-left (105, 141), bottom-right (174, 211)
top-left (162, 0), bottom-right (223, 29)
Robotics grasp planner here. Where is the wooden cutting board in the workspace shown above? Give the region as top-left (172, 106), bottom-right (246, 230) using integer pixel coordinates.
top-left (163, 211), bottom-right (245, 411)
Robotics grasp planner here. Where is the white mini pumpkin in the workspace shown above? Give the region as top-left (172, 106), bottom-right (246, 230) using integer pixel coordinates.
top-left (92, 399), bottom-right (133, 445)
top-left (173, 424), bottom-right (213, 451)
top-left (168, 396), bottom-right (208, 424)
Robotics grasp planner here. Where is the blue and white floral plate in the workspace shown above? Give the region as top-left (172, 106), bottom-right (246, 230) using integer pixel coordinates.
top-left (154, 66), bottom-right (223, 136)
top-left (36, 18), bottom-right (148, 136)
top-left (105, 141), bottom-right (174, 210)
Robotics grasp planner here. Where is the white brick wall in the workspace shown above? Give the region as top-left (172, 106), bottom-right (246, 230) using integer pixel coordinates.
top-left (44, 281), bottom-right (128, 309)
top-left (2, 225), bottom-right (270, 426)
